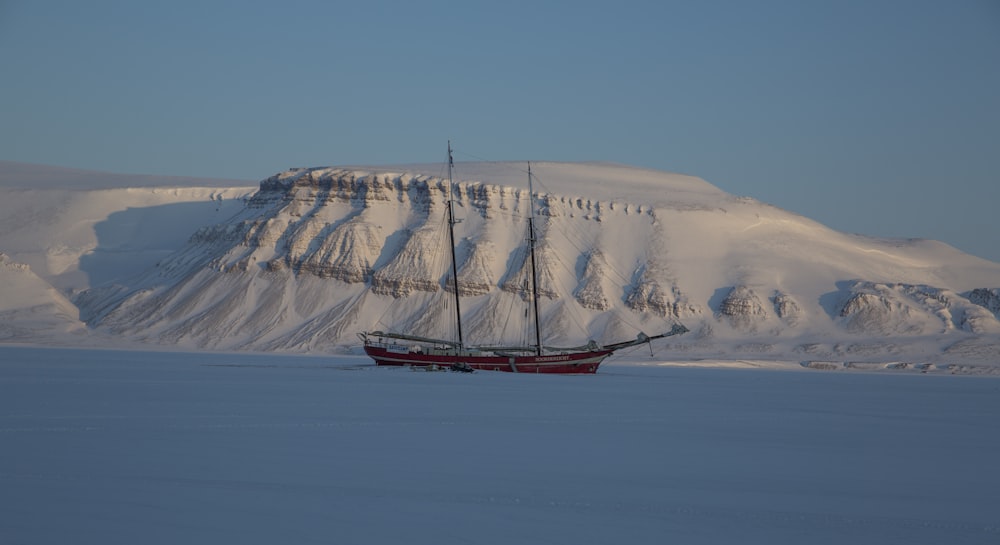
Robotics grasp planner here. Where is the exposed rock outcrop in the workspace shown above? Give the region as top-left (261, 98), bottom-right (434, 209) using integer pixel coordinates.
top-left (574, 250), bottom-right (610, 311)
top-left (839, 290), bottom-right (901, 335)
top-left (294, 219), bottom-right (383, 283)
top-left (718, 285), bottom-right (768, 332)
top-left (443, 239), bottom-right (497, 297)
top-left (967, 288), bottom-right (1000, 316)
top-left (771, 291), bottom-right (800, 326)
top-left (370, 227), bottom-right (444, 297)
top-left (500, 240), bottom-right (562, 300)
top-left (835, 282), bottom-right (1000, 336)
top-left (624, 263), bottom-right (695, 319)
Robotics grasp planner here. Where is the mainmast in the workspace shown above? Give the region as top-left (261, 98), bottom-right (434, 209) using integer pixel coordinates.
top-left (526, 162), bottom-right (543, 356)
top-left (446, 142), bottom-right (464, 349)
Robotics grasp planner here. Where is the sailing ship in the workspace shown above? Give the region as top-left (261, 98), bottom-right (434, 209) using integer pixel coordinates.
top-left (360, 143), bottom-right (689, 373)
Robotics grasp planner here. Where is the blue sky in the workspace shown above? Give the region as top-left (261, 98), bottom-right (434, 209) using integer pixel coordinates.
top-left (2, 0), bottom-right (998, 261)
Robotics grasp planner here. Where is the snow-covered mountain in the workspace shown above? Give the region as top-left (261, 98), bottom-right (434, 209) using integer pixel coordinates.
top-left (1, 160), bottom-right (998, 365)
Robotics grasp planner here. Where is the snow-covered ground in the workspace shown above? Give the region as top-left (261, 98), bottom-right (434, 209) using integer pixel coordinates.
top-left (2, 346), bottom-right (997, 544)
top-left (2, 160), bottom-right (999, 363)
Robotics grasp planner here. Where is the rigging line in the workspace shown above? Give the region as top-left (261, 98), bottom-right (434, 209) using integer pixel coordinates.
top-left (436, 157), bottom-right (448, 180)
top-left (508, 235), bottom-right (535, 346)
top-left (369, 268), bottom-right (400, 332)
top-left (430, 203), bottom-right (459, 339)
top-left (542, 239), bottom-right (596, 339)
top-left (501, 260), bottom-right (519, 346)
top-left (368, 284), bottom-right (392, 331)
top-left (530, 170), bottom-right (645, 292)
top-left (451, 148), bottom-right (501, 164)
top-left (450, 149), bottom-right (541, 188)
top-left (433, 202), bottom-right (450, 280)
top-left (614, 342), bottom-right (656, 359)
top-left (525, 170), bottom-right (557, 201)
top-left (500, 228), bottom-right (533, 347)
top-left (562, 226), bottom-right (636, 291)
top-left (532, 206), bottom-right (669, 337)
top-left (370, 191), bottom-right (453, 333)
top-left (450, 150), bottom-right (674, 336)
top-left (519, 211), bottom-right (590, 342)
top-left (525, 183), bottom-right (600, 266)
top-left (495, 289), bottom-right (517, 346)
top-left (534, 219), bottom-right (632, 297)
top-left (518, 205), bottom-right (600, 342)
top-left (451, 149), bottom-right (530, 171)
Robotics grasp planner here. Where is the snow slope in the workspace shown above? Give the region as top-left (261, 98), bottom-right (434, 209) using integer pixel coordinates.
top-left (0, 161), bottom-right (256, 292)
top-left (1, 160), bottom-right (998, 367)
top-left (0, 253), bottom-right (85, 342)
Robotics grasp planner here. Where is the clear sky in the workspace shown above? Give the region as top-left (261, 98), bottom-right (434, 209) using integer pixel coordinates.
top-left (2, 0), bottom-right (998, 262)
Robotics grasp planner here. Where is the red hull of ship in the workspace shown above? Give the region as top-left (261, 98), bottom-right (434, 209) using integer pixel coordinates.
top-left (364, 345), bottom-right (610, 374)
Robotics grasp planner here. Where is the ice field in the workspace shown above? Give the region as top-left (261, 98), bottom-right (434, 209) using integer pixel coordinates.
top-left (1, 346), bottom-right (998, 544)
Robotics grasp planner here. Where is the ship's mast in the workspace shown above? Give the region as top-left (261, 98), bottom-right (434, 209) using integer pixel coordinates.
top-left (526, 162), bottom-right (543, 356)
top-left (446, 141), bottom-right (464, 349)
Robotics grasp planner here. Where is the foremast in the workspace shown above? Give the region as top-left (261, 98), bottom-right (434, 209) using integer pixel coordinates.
top-left (526, 163), bottom-right (543, 356)
top-left (446, 142), bottom-right (464, 350)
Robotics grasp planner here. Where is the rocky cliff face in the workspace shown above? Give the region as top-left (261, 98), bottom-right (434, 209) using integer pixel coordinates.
top-left (967, 288), bottom-right (1000, 316)
top-left (65, 164), bottom-right (1000, 358)
top-left (771, 292), bottom-right (801, 326)
top-left (77, 167), bottom-right (687, 350)
top-left (835, 282), bottom-right (1000, 336)
top-left (718, 286), bottom-right (769, 333)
